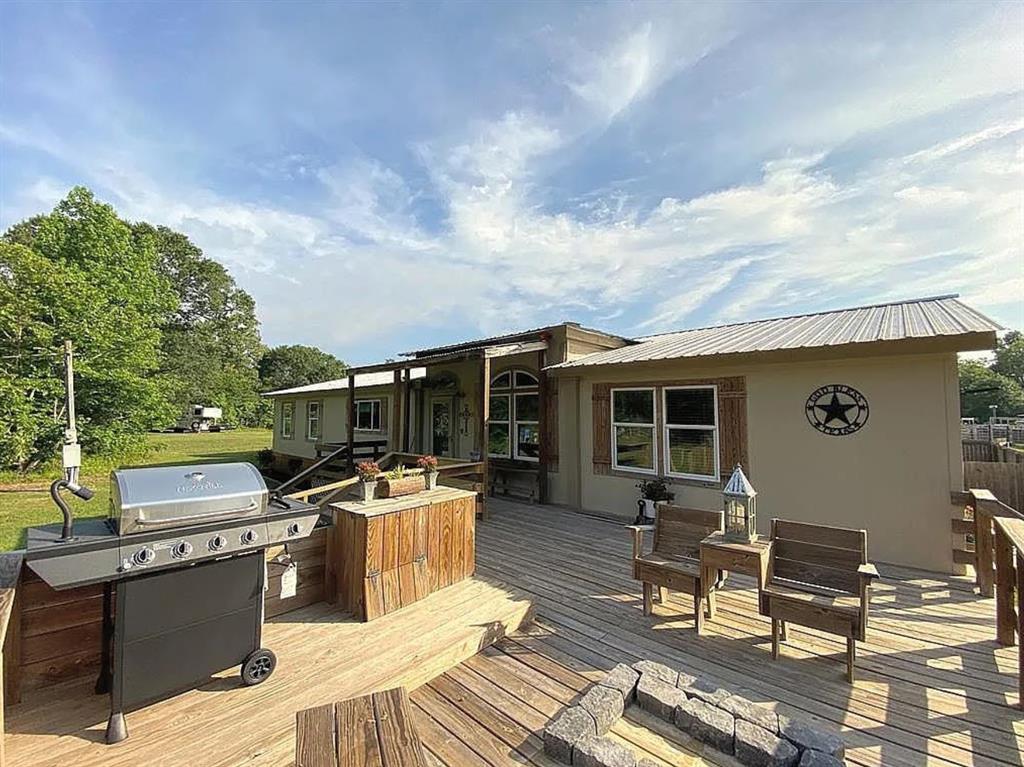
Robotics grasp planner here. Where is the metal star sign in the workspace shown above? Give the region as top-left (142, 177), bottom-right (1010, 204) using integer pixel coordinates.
top-left (805, 384), bottom-right (869, 436)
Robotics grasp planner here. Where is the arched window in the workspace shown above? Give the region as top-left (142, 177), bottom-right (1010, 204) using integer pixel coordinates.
top-left (488, 369), bottom-right (540, 461)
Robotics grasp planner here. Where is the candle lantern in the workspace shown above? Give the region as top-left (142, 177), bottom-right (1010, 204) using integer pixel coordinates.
top-left (723, 464), bottom-right (757, 543)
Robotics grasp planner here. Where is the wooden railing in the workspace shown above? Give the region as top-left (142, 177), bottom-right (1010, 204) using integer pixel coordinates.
top-left (964, 488), bottom-right (1024, 708)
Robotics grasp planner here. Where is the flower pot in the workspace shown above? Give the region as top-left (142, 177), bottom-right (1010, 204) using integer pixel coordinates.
top-left (425, 471), bottom-right (438, 490)
top-left (377, 474), bottom-right (426, 499)
top-left (359, 480), bottom-right (377, 503)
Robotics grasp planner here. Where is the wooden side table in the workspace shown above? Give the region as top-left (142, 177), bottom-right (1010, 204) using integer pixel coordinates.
top-left (700, 533), bottom-right (773, 619)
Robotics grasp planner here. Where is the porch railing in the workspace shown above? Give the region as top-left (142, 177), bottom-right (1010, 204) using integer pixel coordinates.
top-left (962, 488), bottom-right (1024, 708)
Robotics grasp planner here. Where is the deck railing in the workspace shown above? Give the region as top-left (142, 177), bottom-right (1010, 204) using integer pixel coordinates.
top-left (963, 488), bottom-right (1024, 708)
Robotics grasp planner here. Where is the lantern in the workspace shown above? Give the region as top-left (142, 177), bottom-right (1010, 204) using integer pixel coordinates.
top-left (723, 464), bottom-right (757, 543)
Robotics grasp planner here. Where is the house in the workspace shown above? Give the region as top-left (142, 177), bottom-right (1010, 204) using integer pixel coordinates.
top-left (263, 294), bottom-right (1001, 571)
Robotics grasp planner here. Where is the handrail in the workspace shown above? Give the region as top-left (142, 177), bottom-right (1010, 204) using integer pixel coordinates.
top-left (273, 442), bottom-right (352, 496)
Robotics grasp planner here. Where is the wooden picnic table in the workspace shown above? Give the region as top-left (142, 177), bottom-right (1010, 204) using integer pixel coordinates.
top-left (295, 687), bottom-right (428, 767)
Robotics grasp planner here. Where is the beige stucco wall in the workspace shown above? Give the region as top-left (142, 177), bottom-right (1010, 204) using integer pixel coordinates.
top-left (269, 385), bottom-right (396, 460)
top-left (553, 350), bottom-right (963, 573)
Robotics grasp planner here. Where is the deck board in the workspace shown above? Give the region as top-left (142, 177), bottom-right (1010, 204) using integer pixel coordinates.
top-left (4, 499), bottom-right (1022, 766)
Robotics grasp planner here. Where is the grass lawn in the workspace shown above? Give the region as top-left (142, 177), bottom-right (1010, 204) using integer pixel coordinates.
top-left (0, 428), bottom-right (272, 551)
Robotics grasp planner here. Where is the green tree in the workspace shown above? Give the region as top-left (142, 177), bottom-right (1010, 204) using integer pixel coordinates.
top-left (258, 345), bottom-right (347, 393)
top-left (959, 360), bottom-right (1024, 422)
top-left (1, 189), bottom-right (177, 469)
top-left (992, 330), bottom-right (1024, 389)
top-left (136, 224), bottom-right (263, 426)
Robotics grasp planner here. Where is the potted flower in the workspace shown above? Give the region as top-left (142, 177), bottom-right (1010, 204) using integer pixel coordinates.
top-left (417, 455), bottom-right (439, 490)
top-left (356, 461), bottom-right (380, 502)
top-left (377, 463), bottom-right (426, 498)
top-left (635, 477), bottom-right (675, 524)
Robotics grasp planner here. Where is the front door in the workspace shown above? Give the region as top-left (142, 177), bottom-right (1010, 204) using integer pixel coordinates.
top-left (431, 398), bottom-right (453, 457)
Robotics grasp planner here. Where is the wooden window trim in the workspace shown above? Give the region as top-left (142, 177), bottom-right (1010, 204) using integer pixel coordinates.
top-left (305, 400), bottom-right (323, 442)
top-left (355, 399), bottom-right (382, 432)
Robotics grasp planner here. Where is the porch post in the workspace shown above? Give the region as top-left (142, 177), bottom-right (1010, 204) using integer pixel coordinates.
top-left (478, 353), bottom-right (490, 518)
top-left (347, 373), bottom-right (356, 474)
top-left (537, 347), bottom-right (549, 504)
top-left (402, 369), bottom-right (412, 453)
top-left (393, 368), bottom-right (404, 457)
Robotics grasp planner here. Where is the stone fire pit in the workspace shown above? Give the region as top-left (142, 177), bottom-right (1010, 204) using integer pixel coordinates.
top-left (544, 660), bottom-right (846, 767)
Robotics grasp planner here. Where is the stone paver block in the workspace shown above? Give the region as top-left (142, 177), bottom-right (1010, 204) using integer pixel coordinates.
top-left (636, 673), bottom-right (687, 722)
top-left (735, 719), bottom-right (800, 767)
top-left (674, 697), bottom-right (734, 754)
top-left (720, 694), bottom-right (780, 734)
top-left (632, 659), bottom-right (678, 685)
top-left (572, 734), bottom-right (637, 767)
top-left (544, 705), bottom-right (597, 763)
top-left (579, 684), bottom-right (624, 734)
top-left (598, 663), bottom-right (641, 703)
top-left (797, 749), bottom-right (845, 767)
top-left (679, 676), bottom-right (731, 706)
top-left (779, 716), bottom-right (845, 760)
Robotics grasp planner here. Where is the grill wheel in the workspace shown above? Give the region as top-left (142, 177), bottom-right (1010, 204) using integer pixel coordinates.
top-left (241, 648), bottom-right (277, 686)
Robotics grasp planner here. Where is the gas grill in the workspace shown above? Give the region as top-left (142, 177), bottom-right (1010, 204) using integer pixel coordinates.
top-left (24, 462), bottom-right (323, 744)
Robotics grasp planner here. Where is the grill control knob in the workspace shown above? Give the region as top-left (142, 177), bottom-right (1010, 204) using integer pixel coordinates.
top-left (172, 541), bottom-right (193, 559)
top-left (208, 535), bottom-right (227, 552)
top-left (286, 523), bottom-right (301, 537)
top-left (132, 547), bottom-right (155, 566)
top-left (240, 529), bottom-right (258, 545)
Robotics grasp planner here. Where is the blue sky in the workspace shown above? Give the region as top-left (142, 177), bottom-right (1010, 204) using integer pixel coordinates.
top-left (1, 1), bottom-right (1021, 364)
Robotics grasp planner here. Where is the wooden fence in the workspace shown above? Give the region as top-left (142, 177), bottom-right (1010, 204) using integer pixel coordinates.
top-left (962, 440), bottom-right (1024, 463)
top-left (964, 461), bottom-right (1024, 514)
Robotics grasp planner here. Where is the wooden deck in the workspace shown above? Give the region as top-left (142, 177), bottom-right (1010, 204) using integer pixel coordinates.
top-left (5, 500), bottom-right (1023, 766)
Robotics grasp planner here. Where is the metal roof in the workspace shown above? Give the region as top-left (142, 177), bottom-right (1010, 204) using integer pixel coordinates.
top-left (400, 322), bottom-right (626, 358)
top-left (549, 295), bottom-right (1001, 370)
top-left (261, 368), bottom-right (426, 397)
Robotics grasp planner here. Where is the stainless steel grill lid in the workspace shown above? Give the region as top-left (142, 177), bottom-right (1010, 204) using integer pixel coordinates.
top-left (111, 462), bottom-right (268, 535)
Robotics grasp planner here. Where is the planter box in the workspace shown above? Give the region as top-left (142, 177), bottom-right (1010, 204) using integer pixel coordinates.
top-left (377, 474), bottom-right (426, 499)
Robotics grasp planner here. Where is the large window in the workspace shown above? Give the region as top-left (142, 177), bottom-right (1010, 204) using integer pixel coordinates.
top-left (488, 369), bottom-right (540, 461)
top-left (281, 402), bottom-right (294, 439)
top-left (306, 401), bottom-right (322, 441)
top-left (355, 399), bottom-right (381, 431)
top-left (663, 386), bottom-right (718, 480)
top-left (611, 388), bottom-right (656, 473)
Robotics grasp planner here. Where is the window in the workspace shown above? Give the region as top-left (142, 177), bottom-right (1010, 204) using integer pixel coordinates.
top-left (281, 402), bottom-right (294, 439)
top-left (663, 386), bottom-right (718, 480)
top-left (306, 401), bottom-right (322, 441)
top-left (611, 388), bottom-right (656, 473)
top-left (355, 399), bottom-right (381, 431)
top-left (488, 369), bottom-right (540, 461)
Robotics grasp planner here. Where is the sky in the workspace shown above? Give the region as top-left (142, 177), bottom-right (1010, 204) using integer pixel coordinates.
top-left (1, 1), bottom-right (1022, 364)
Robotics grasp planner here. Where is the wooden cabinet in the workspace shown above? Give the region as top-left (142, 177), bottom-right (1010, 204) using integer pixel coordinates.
top-left (328, 489), bottom-right (477, 621)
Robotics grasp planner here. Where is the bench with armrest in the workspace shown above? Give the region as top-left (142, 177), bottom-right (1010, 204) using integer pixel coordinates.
top-left (761, 518), bottom-right (879, 682)
top-left (627, 506), bottom-right (723, 633)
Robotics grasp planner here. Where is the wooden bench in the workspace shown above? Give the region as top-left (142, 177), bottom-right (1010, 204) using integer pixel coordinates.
top-left (627, 506), bottom-right (723, 633)
top-left (488, 464), bottom-right (538, 503)
top-left (295, 687), bottom-right (429, 767)
top-left (761, 518), bottom-right (879, 682)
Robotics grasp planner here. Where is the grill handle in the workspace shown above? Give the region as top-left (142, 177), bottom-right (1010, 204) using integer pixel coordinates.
top-left (135, 499), bottom-right (260, 527)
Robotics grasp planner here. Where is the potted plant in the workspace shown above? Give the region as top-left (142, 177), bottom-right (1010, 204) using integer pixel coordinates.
top-left (417, 455), bottom-right (439, 490)
top-left (635, 477), bottom-right (675, 524)
top-left (356, 460), bottom-right (380, 503)
top-left (377, 463), bottom-right (426, 498)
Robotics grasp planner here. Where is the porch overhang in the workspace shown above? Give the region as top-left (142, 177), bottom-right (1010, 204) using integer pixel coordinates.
top-left (345, 339), bottom-right (549, 376)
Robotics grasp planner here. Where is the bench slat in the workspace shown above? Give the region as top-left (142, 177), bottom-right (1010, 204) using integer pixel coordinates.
top-left (296, 703), bottom-right (338, 767)
top-left (373, 688), bottom-right (429, 767)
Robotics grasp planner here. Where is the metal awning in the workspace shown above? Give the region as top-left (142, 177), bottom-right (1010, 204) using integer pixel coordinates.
top-left (346, 340), bottom-right (548, 376)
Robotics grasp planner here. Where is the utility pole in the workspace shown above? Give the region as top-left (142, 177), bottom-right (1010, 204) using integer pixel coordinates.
top-left (62, 340), bottom-right (81, 484)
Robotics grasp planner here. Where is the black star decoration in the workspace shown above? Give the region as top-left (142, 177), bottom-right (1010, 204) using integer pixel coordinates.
top-left (815, 393), bottom-right (857, 426)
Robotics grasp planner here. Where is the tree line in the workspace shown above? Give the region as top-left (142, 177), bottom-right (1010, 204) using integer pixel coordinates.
top-left (0, 187), bottom-right (345, 472)
top-left (959, 331), bottom-right (1024, 423)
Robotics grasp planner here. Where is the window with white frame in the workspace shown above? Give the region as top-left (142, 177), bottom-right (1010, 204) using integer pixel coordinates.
top-left (611, 388), bottom-right (656, 473)
top-left (663, 385), bottom-right (718, 480)
top-left (281, 402), bottom-right (294, 439)
top-left (306, 401), bottom-right (322, 441)
top-left (354, 399), bottom-right (381, 431)
top-left (488, 369), bottom-right (540, 461)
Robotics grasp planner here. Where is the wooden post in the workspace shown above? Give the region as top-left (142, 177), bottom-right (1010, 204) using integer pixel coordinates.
top-left (975, 500), bottom-right (995, 598)
top-left (478, 354), bottom-right (490, 519)
top-left (537, 347), bottom-right (549, 504)
top-left (402, 369), bottom-right (411, 453)
top-left (1017, 551), bottom-right (1024, 709)
top-left (347, 373), bottom-right (356, 475)
top-left (995, 525), bottom-right (1017, 646)
top-left (393, 369), bottom-right (403, 456)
